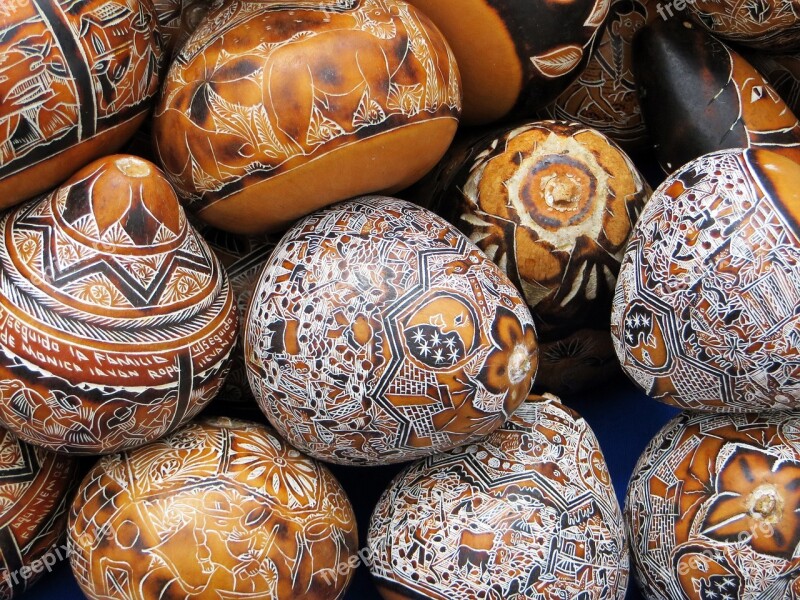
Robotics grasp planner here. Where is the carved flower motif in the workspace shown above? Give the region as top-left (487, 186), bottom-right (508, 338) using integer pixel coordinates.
top-left (480, 307), bottom-right (537, 409)
top-left (701, 447), bottom-right (800, 559)
top-left (231, 431), bottom-right (319, 509)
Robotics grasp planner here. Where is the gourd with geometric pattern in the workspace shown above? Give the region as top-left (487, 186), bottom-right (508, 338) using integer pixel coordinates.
top-left (245, 197), bottom-right (538, 465)
top-left (612, 148), bottom-right (800, 412)
top-left (0, 155), bottom-right (238, 454)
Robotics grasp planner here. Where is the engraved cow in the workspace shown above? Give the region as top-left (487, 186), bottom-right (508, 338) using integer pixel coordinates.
top-left (456, 529), bottom-right (495, 578)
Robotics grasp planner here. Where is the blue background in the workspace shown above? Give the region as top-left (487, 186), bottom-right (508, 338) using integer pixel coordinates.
top-left (19, 378), bottom-right (680, 600)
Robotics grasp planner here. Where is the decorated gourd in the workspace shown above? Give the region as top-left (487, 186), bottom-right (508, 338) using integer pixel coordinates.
top-left (69, 418), bottom-right (358, 600)
top-left (0, 428), bottom-right (77, 598)
top-left (368, 394), bottom-right (629, 600)
top-left (687, 0), bottom-right (800, 52)
top-left (419, 121), bottom-right (648, 394)
top-left (154, 0), bottom-right (461, 234)
top-left (612, 148), bottom-right (800, 412)
top-left (245, 196), bottom-right (538, 466)
top-left (542, 0), bottom-right (657, 150)
top-left (0, 0), bottom-right (162, 208)
top-left (628, 411), bottom-right (800, 599)
top-left (0, 155), bottom-right (238, 454)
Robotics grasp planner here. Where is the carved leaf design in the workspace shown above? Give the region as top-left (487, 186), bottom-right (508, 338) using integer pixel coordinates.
top-left (240, 442), bottom-right (269, 453)
top-left (252, 105), bottom-right (286, 159)
top-left (422, 56), bottom-right (442, 110)
top-left (287, 30), bottom-right (315, 43)
top-left (584, 0), bottom-right (611, 27)
top-left (247, 465), bottom-right (266, 480)
top-left (307, 106), bottom-right (346, 146)
top-left (387, 83), bottom-right (423, 116)
top-left (207, 86), bottom-right (260, 152)
top-left (191, 159), bottom-right (221, 193)
top-left (530, 45), bottom-right (584, 78)
top-left (447, 55), bottom-right (460, 108)
top-left (353, 87), bottom-right (387, 127)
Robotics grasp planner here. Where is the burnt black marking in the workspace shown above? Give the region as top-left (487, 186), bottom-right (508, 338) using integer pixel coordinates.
top-left (35, 0), bottom-right (97, 138)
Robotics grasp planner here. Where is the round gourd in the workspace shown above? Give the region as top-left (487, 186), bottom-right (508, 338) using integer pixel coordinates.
top-left (153, 0), bottom-right (461, 234)
top-left (69, 417), bottom-right (358, 600)
top-left (437, 121), bottom-right (649, 335)
top-left (0, 155), bottom-right (238, 454)
top-left (612, 148), bottom-right (800, 411)
top-left (245, 196), bottom-right (538, 466)
top-left (628, 411), bottom-right (800, 599)
top-left (368, 394), bottom-right (629, 600)
top-left (420, 121), bottom-right (648, 394)
top-left (0, 0), bottom-right (162, 208)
